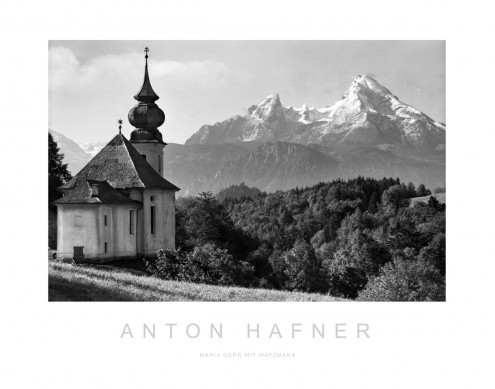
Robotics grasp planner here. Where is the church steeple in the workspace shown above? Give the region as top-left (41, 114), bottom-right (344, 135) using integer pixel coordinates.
top-left (128, 47), bottom-right (165, 144)
top-left (134, 47), bottom-right (159, 103)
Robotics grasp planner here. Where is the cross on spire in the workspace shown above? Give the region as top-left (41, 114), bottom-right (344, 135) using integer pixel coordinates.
top-left (144, 47), bottom-right (149, 59)
top-left (118, 119), bottom-right (123, 134)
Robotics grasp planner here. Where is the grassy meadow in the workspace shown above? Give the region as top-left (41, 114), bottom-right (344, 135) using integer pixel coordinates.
top-left (410, 192), bottom-right (446, 206)
top-left (48, 261), bottom-right (346, 302)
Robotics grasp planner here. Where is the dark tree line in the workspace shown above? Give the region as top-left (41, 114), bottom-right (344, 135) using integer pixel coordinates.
top-left (49, 133), bottom-right (72, 248)
top-left (147, 178), bottom-right (445, 301)
top-left (49, 133), bottom-right (72, 205)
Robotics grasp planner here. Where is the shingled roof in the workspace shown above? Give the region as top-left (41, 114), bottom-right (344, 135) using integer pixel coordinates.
top-left (60, 133), bottom-right (180, 191)
top-left (54, 178), bottom-right (142, 205)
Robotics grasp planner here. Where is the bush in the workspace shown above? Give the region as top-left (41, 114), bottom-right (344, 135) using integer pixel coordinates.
top-left (181, 243), bottom-right (253, 286)
top-left (357, 257), bottom-right (445, 301)
top-left (146, 243), bottom-right (254, 287)
top-left (145, 248), bottom-right (183, 280)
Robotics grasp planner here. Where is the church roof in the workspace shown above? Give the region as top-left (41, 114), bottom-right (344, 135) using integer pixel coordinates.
top-left (54, 178), bottom-right (141, 205)
top-left (60, 133), bottom-right (180, 192)
top-left (134, 60), bottom-right (159, 102)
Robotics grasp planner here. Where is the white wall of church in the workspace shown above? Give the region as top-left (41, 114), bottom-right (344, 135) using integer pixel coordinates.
top-left (141, 189), bottom-right (175, 255)
top-left (56, 203), bottom-right (141, 262)
top-left (131, 142), bottom-right (165, 177)
top-left (57, 204), bottom-right (99, 259)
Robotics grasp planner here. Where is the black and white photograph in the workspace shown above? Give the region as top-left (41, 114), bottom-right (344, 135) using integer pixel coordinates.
top-left (49, 40), bottom-right (446, 301)
top-left (2, 1), bottom-right (495, 388)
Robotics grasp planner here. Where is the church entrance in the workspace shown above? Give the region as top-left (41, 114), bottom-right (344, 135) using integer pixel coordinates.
top-left (73, 246), bottom-right (84, 259)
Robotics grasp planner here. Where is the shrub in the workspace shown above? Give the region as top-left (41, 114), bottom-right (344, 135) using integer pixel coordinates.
top-left (146, 244), bottom-right (254, 287)
top-left (145, 248), bottom-right (183, 280)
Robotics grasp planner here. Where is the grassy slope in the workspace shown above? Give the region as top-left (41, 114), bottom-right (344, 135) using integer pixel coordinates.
top-left (410, 192), bottom-right (446, 206)
top-left (48, 262), bottom-right (346, 302)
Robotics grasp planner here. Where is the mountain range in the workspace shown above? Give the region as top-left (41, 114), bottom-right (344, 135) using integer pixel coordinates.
top-left (51, 75), bottom-right (445, 195)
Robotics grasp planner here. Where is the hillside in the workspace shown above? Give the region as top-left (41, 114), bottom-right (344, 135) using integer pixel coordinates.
top-left (48, 262), bottom-right (345, 302)
top-left (162, 143), bottom-right (249, 196)
top-left (212, 142), bottom-right (340, 192)
top-left (410, 192), bottom-right (446, 206)
top-left (49, 129), bottom-right (92, 175)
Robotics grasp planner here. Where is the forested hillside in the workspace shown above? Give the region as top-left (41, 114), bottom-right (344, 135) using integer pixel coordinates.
top-left (146, 178), bottom-right (445, 301)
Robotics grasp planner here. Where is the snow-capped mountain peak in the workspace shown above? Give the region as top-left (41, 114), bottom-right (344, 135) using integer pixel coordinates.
top-left (251, 93), bottom-right (283, 121)
top-left (352, 74), bottom-right (393, 96)
top-left (185, 75), bottom-right (445, 150)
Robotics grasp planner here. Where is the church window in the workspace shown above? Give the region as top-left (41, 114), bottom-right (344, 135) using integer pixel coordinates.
top-left (104, 242), bottom-right (108, 253)
top-left (129, 210), bottom-right (135, 235)
top-left (150, 206), bottom-right (156, 234)
top-left (104, 215), bottom-right (108, 226)
top-left (73, 215), bottom-right (83, 227)
top-left (141, 154), bottom-right (147, 161)
top-left (91, 184), bottom-right (99, 197)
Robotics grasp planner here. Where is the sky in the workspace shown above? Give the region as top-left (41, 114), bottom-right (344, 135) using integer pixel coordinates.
top-left (49, 41), bottom-right (445, 145)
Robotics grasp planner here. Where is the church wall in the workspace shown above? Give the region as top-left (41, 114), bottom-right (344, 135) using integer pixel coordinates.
top-left (56, 203), bottom-right (141, 262)
top-left (110, 204), bottom-right (141, 260)
top-left (56, 204), bottom-right (100, 260)
top-left (142, 189), bottom-right (175, 256)
top-left (131, 142), bottom-right (165, 177)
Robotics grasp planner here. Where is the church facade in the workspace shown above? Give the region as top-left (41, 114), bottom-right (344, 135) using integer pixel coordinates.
top-left (54, 48), bottom-right (179, 262)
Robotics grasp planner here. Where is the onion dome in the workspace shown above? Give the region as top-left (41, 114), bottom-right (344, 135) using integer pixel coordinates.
top-left (128, 47), bottom-right (166, 144)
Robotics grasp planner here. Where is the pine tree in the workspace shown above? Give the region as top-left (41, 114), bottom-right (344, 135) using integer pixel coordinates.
top-left (49, 133), bottom-right (72, 204)
top-left (367, 192), bottom-right (379, 213)
top-left (416, 184), bottom-right (427, 197)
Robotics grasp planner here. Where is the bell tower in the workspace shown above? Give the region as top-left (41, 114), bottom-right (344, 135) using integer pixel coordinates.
top-left (128, 47), bottom-right (166, 177)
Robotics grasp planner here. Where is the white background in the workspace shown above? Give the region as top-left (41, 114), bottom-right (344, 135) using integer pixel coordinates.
top-left (1, 0), bottom-right (494, 388)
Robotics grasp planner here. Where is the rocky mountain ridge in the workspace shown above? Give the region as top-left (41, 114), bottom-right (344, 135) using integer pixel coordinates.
top-left (185, 75), bottom-right (445, 151)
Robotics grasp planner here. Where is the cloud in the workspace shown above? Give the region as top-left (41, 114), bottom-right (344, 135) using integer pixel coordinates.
top-left (49, 47), bottom-right (231, 93)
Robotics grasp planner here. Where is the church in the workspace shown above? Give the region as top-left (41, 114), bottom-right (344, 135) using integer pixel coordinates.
top-left (54, 48), bottom-right (179, 262)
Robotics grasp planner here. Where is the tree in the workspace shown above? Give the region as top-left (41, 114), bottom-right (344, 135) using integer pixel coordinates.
top-left (419, 233), bottom-right (446, 275)
top-left (325, 209), bottom-right (390, 298)
top-left (49, 133), bottom-right (72, 204)
top-left (283, 239), bottom-right (325, 293)
top-left (427, 196), bottom-right (444, 211)
top-left (367, 192), bottom-right (379, 214)
top-left (416, 184), bottom-right (431, 197)
top-left (406, 182), bottom-right (416, 197)
top-left (357, 257), bottom-right (445, 301)
top-left (382, 185), bottom-right (410, 213)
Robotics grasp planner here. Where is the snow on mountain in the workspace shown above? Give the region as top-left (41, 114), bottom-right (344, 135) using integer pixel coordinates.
top-left (185, 75), bottom-right (445, 151)
top-left (187, 93), bottom-right (291, 144)
top-left (49, 129), bottom-right (93, 175)
top-left (79, 141), bottom-right (106, 158)
top-left (311, 75), bottom-right (446, 148)
top-left (49, 129), bottom-right (108, 175)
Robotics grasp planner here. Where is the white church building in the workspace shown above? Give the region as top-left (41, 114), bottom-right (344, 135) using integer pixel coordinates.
top-left (54, 48), bottom-right (179, 262)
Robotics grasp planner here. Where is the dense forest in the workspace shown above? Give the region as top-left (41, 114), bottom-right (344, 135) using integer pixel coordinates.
top-left (146, 178), bottom-right (445, 301)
